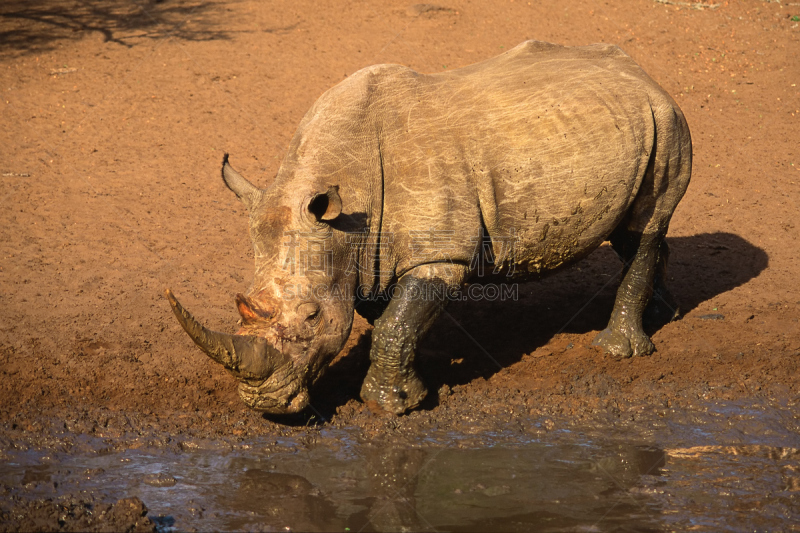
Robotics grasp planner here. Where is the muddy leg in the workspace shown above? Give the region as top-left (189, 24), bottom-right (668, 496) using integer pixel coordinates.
top-left (593, 229), bottom-right (666, 358)
top-left (643, 240), bottom-right (680, 327)
top-left (593, 99), bottom-right (691, 357)
top-left (360, 274), bottom-right (449, 415)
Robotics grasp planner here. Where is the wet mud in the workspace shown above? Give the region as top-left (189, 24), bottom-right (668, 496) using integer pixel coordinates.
top-left (2, 0), bottom-right (799, 530)
top-left (2, 399), bottom-right (799, 531)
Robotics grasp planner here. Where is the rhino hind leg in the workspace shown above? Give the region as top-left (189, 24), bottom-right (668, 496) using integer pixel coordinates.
top-left (643, 240), bottom-right (680, 328)
top-left (594, 101), bottom-right (691, 358)
top-left (360, 274), bottom-right (450, 415)
top-left (593, 228), bottom-right (664, 358)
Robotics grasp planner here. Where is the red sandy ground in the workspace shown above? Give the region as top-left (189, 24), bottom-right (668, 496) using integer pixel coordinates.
top-left (0, 0), bottom-right (798, 443)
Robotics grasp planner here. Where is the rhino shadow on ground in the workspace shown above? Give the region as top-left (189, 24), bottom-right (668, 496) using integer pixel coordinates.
top-left (0, 0), bottom-right (232, 56)
top-left (299, 231), bottom-right (767, 421)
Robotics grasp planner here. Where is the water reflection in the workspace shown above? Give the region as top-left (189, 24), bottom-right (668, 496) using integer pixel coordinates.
top-left (228, 469), bottom-right (341, 531)
top-left (1, 401), bottom-right (798, 532)
top-left (214, 442), bottom-right (665, 531)
top-left (357, 446), bottom-right (431, 532)
top-left (222, 446), bottom-right (433, 531)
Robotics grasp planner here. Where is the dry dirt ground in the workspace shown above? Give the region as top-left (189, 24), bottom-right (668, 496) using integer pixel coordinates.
top-left (1, 0), bottom-right (799, 529)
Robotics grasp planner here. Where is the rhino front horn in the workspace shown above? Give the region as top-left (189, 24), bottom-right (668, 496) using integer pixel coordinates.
top-left (164, 289), bottom-right (286, 380)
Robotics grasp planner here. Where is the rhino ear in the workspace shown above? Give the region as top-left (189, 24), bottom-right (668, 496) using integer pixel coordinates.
top-left (221, 154), bottom-right (259, 208)
top-left (306, 186), bottom-right (342, 222)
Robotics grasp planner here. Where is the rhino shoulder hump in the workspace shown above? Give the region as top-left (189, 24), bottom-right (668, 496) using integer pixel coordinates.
top-left (315, 64), bottom-right (419, 115)
top-left (583, 42), bottom-right (627, 57)
top-left (505, 40), bottom-right (627, 62)
top-left (345, 64), bottom-right (417, 90)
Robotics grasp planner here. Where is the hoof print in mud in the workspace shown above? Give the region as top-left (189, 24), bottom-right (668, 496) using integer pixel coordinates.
top-left (167, 41), bottom-right (691, 416)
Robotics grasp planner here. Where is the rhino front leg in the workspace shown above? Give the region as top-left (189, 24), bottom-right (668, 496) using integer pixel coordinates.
top-left (360, 273), bottom-right (450, 415)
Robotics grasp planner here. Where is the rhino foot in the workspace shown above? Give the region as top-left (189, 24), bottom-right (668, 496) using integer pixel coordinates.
top-left (592, 327), bottom-right (655, 359)
top-left (360, 367), bottom-right (427, 415)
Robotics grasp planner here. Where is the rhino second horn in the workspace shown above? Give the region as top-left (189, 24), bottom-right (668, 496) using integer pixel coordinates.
top-left (221, 154), bottom-right (260, 208)
top-left (164, 288), bottom-right (286, 379)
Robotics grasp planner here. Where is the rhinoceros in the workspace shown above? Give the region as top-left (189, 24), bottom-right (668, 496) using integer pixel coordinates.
top-left (166, 41), bottom-right (691, 415)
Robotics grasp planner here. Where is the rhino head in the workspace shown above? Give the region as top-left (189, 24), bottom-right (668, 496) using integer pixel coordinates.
top-left (166, 155), bottom-right (356, 414)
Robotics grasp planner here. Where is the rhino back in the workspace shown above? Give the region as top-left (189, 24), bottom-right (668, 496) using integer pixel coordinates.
top-left (370, 41), bottom-right (661, 280)
top-left (271, 42), bottom-right (675, 290)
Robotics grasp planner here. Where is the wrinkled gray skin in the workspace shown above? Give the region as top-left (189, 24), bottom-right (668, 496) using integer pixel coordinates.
top-left (167, 41), bottom-right (691, 415)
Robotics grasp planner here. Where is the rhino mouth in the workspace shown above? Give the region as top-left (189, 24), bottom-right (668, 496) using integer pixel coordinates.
top-left (166, 288), bottom-right (323, 414)
top-left (238, 369), bottom-right (310, 414)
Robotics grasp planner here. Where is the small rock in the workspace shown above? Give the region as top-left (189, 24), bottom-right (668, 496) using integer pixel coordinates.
top-left (406, 3), bottom-right (454, 16)
top-left (483, 485), bottom-right (511, 497)
top-left (179, 438), bottom-right (232, 452)
top-left (698, 313), bottom-right (725, 320)
top-left (142, 473), bottom-right (177, 487)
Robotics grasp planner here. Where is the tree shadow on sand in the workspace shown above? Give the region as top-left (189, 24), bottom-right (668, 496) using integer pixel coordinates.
top-left (0, 0), bottom-right (232, 56)
top-left (303, 231), bottom-right (768, 421)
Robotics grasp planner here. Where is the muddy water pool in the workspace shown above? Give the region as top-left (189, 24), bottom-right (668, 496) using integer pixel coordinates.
top-left (1, 399), bottom-right (798, 532)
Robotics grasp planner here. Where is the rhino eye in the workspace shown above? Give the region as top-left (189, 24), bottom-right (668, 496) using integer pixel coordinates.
top-left (298, 302), bottom-right (321, 323)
